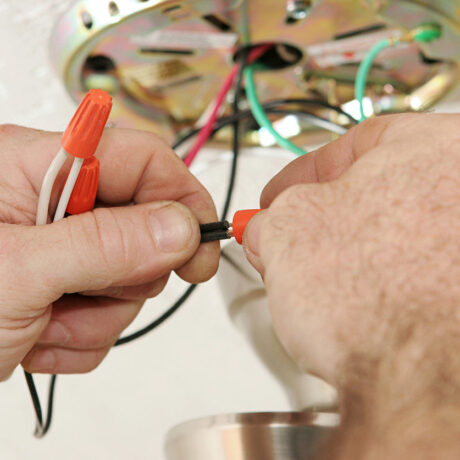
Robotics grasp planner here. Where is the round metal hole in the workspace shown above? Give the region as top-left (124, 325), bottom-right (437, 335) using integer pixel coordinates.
top-left (81, 10), bottom-right (93, 29)
top-left (234, 43), bottom-right (303, 70)
top-left (108, 1), bottom-right (119, 16)
top-left (84, 55), bottom-right (116, 72)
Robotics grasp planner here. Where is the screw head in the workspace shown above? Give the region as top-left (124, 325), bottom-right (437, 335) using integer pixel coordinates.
top-left (286, 0), bottom-right (312, 20)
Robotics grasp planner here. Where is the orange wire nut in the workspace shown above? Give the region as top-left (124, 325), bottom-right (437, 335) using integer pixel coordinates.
top-left (66, 156), bottom-right (100, 215)
top-left (232, 209), bottom-right (262, 244)
top-left (61, 89), bottom-right (112, 159)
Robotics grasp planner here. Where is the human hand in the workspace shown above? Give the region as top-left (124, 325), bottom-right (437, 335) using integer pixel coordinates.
top-left (0, 124), bottom-right (219, 380)
top-left (244, 114), bottom-right (460, 457)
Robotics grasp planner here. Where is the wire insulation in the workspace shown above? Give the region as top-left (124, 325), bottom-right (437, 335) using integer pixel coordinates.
top-left (183, 44), bottom-right (272, 167)
top-left (174, 106), bottom-right (352, 152)
top-left (53, 157), bottom-right (84, 222)
top-left (183, 65), bottom-right (240, 167)
top-left (355, 38), bottom-right (392, 122)
top-left (244, 66), bottom-right (307, 156)
top-left (36, 148), bottom-right (69, 225)
top-left (221, 46), bottom-right (248, 219)
top-left (114, 284), bottom-right (198, 346)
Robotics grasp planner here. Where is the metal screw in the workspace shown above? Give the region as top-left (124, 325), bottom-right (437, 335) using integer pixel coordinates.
top-left (286, 0), bottom-right (312, 20)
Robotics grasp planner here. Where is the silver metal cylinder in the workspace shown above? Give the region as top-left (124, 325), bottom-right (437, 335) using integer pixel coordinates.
top-left (165, 411), bottom-right (339, 460)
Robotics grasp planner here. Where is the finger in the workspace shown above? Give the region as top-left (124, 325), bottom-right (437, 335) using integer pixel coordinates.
top-left (4, 201), bottom-right (200, 301)
top-left (249, 184), bottom-right (343, 382)
top-left (242, 209), bottom-right (268, 275)
top-left (80, 274), bottom-right (169, 300)
top-left (35, 295), bottom-right (143, 350)
top-left (0, 305), bottom-right (52, 380)
top-left (22, 345), bottom-right (111, 374)
top-left (9, 125), bottom-right (206, 206)
top-left (172, 192), bottom-right (220, 283)
top-left (260, 114), bottom-right (409, 208)
top-left (97, 132), bottom-right (220, 283)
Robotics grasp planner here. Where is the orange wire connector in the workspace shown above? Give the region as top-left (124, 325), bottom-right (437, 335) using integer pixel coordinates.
top-left (61, 88), bottom-right (112, 159)
top-left (66, 156), bottom-right (100, 215)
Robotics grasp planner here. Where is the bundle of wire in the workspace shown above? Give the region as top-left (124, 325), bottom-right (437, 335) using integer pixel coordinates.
top-left (183, 44), bottom-right (272, 167)
top-left (25, 45), bottom-right (354, 437)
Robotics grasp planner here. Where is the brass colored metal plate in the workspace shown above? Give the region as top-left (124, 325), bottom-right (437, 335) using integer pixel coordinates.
top-left (51, 0), bottom-right (460, 143)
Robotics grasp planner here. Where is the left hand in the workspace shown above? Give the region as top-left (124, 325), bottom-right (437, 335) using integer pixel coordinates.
top-left (0, 124), bottom-right (219, 378)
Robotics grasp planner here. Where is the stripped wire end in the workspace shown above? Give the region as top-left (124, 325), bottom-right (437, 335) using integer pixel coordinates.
top-left (200, 209), bottom-right (262, 244)
top-left (200, 220), bottom-right (231, 243)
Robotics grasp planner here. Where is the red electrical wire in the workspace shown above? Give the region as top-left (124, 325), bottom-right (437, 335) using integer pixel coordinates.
top-left (183, 44), bottom-right (272, 167)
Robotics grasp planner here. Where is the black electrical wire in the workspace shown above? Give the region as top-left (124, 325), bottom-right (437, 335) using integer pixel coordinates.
top-left (261, 108), bottom-right (347, 134)
top-left (222, 47), bottom-right (249, 220)
top-left (173, 100), bottom-right (356, 151)
top-left (263, 98), bottom-right (357, 123)
top-left (114, 284), bottom-right (197, 346)
top-left (24, 371), bottom-right (43, 427)
top-left (24, 371), bottom-right (56, 437)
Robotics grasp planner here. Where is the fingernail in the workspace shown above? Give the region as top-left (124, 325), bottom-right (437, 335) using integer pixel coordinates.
top-left (27, 349), bottom-right (56, 372)
top-left (39, 320), bottom-right (71, 345)
top-left (149, 204), bottom-right (193, 253)
top-left (244, 211), bottom-right (263, 257)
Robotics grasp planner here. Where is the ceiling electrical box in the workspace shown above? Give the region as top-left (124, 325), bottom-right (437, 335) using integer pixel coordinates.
top-left (51, 0), bottom-right (460, 144)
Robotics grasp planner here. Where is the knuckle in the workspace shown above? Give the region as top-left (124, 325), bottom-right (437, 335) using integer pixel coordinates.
top-left (82, 349), bottom-right (111, 373)
top-left (0, 228), bottom-right (32, 289)
top-left (0, 228), bottom-right (27, 260)
top-left (0, 124), bottom-right (21, 140)
top-left (81, 332), bottom-right (112, 350)
top-left (262, 184), bottom-right (343, 285)
top-left (78, 320), bottom-right (119, 349)
top-left (144, 278), bottom-right (167, 298)
top-left (0, 124), bottom-right (44, 149)
top-left (114, 279), bottom-right (167, 300)
top-left (65, 348), bottom-right (110, 374)
top-left (269, 184), bottom-right (334, 235)
top-left (68, 209), bottom-right (130, 286)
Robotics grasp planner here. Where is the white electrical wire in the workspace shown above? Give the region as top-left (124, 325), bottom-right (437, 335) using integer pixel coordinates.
top-left (53, 157), bottom-right (84, 222)
top-left (35, 148), bottom-right (69, 226)
top-left (30, 146), bottom-right (82, 438)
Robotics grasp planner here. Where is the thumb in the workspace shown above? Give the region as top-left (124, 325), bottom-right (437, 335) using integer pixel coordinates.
top-left (21, 201), bottom-right (200, 300)
top-left (242, 209), bottom-right (268, 275)
top-left (242, 183), bottom-right (346, 383)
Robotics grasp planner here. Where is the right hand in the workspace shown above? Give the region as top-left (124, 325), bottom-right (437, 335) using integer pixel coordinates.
top-left (243, 114), bottom-right (460, 391)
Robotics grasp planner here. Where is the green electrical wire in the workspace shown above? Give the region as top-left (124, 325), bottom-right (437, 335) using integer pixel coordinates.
top-left (244, 65), bottom-right (307, 156)
top-left (355, 23), bottom-right (442, 123)
top-left (355, 38), bottom-right (392, 123)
